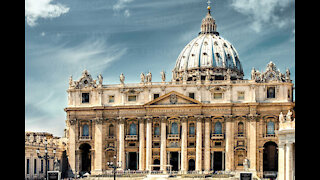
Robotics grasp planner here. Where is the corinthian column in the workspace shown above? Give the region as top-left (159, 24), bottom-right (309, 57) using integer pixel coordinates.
top-left (247, 115), bottom-right (257, 172)
top-left (286, 142), bottom-right (293, 180)
top-left (278, 143), bottom-right (286, 180)
top-left (145, 116), bottom-right (153, 171)
top-left (195, 115), bottom-right (203, 172)
top-left (180, 116), bottom-right (188, 173)
top-left (138, 117), bottom-right (145, 170)
top-left (93, 118), bottom-right (104, 174)
top-left (204, 117), bottom-right (211, 172)
top-left (160, 116), bottom-right (167, 172)
top-left (118, 117), bottom-right (125, 170)
top-left (225, 115), bottom-right (234, 172)
top-left (67, 119), bottom-right (77, 176)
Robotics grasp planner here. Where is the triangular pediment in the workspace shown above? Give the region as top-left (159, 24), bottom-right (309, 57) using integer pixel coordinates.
top-left (144, 91), bottom-right (202, 106)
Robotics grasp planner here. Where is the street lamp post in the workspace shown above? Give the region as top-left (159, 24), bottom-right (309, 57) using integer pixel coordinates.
top-left (36, 139), bottom-right (56, 180)
top-left (107, 155), bottom-right (121, 180)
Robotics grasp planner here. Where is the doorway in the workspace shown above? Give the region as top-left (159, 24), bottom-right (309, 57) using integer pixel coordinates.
top-left (188, 159), bottom-right (195, 171)
top-left (153, 159), bottom-right (160, 171)
top-left (79, 143), bottom-right (91, 173)
top-left (128, 152), bottom-right (137, 170)
top-left (170, 152), bottom-right (179, 171)
top-left (213, 152), bottom-right (223, 171)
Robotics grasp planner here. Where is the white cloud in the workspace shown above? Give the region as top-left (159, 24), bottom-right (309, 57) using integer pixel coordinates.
top-left (230, 0), bottom-right (293, 32)
top-left (25, 0), bottom-right (70, 27)
top-left (25, 38), bottom-right (127, 136)
top-left (113, 0), bottom-right (134, 17)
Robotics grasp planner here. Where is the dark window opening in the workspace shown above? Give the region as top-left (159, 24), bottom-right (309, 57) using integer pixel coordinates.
top-left (153, 94), bottom-right (160, 99)
top-left (129, 143), bottom-right (135, 147)
top-left (267, 87), bottom-right (276, 99)
top-left (189, 93), bottom-right (195, 99)
top-left (82, 93), bottom-right (90, 103)
top-left (215, 142), bottom-right (222, 146)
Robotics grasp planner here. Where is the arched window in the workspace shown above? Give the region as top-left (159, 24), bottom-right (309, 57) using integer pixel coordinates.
top-left (154, 123), bottom-right (160, 136)
top-left (267, 121), bottom-right (275, 134)
top-left (238, 122), bottom-right (244, 134)
top-left (189, 123), bottom-right (195, 135)
top-left (214, 121), bottom-right (222, 134)
top-left (171, 122), bottom-right (178, 134)
top-left (82, 125), bottom-right (89, 136)
top-left (109, 124), bottom-right (114, 136)
top-left (129, 123), bottom-right (137, 135)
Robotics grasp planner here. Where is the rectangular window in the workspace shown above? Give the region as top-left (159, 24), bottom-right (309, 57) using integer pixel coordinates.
top-left (215, 142), bottom-right (222, 146)
top-left (153, 93), bottom-right (160, 99)
top-left (109, 95), bottom-right (115, 103)
top-left (34, 159), bottom-right (37, 174)
top-left (267, 87), bottom-right (276, 98)
top-left (48, 160), bottom-right (50, 171)
top-left (189, 92), bottom-right (195, 99)
top-left (82, 93), bottom-right (90, 103)
top-left (214, 93), bottom-right (223, 99)
top-left (128, 95), bottom-right (137, 102)
top-left (238, 91), bottom-right (245, 100)
top-left (27, 159), bottom-right (29, 174)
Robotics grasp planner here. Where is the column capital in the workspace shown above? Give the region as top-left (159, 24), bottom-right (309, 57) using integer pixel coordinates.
top-left (68, 119), bottom-right (77, 126)
top-left (137, 117), bottom-right (145, 123)
top-left (246, 114), bottom-right (259, 121)
top-left (180, 115), bottom-right (188, 122)
top-left (194, 115), bottom-right (204, 122)
top-left (159, 116), bottom-right (167, 122)
top-left (223, 115), bottom-right (234, 121)
top-left (145, 116), bottom-right (153, 123)
top-left (94, 117), bottom-right (104, 124)
top-left (117, 117), bottom-right (126, 124)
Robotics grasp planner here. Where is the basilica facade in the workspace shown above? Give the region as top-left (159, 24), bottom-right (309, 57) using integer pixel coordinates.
top-left (64, 4), bottom-right (294, 179)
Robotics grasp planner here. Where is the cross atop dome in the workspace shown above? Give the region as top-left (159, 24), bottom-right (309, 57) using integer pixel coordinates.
top-left (207, 0), bottom-right (212, 14)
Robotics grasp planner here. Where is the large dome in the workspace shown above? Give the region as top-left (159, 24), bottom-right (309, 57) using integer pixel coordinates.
top-left (172, 6), bottom-right (244, 82)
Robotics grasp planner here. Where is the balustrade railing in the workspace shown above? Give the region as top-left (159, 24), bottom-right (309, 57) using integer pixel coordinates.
top-left (125, 135), bottom-right (138, 140)
top-left (79, 136), bottom-right (91, 140)
top-left (167, 134), bottom-right (180, 139)
top-left (211, 133), bottom-right (224, 139)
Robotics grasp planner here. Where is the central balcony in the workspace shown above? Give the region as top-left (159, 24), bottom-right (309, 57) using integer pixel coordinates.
top-left (125, 135), bottom-right (138, 141)
top-left (79, 136), bottom-right (91, 141)
top-left (211, 133), bottom-right (224, 140)
top-left (167, 134), bottom-right (180, 140)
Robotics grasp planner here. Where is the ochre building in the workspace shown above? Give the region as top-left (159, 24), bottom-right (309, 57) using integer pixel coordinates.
top-left (64, 5), bottom-right (294, 179)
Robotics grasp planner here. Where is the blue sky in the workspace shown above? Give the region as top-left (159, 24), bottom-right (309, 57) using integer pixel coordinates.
top-left (25, 0), bottom-right (295, 137)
